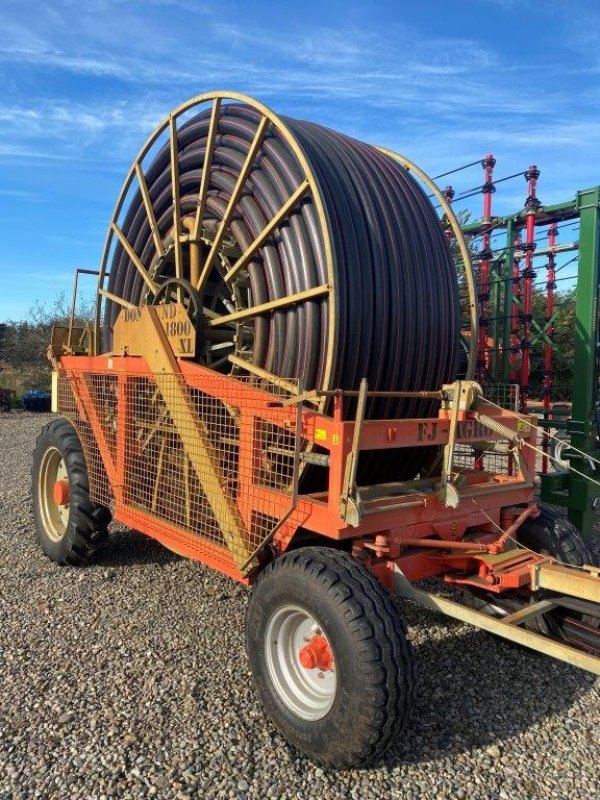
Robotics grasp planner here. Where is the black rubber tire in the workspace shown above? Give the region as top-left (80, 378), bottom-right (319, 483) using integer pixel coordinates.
top-left (32, 417), bottom-right (111, 565)
top-left (245, 547), bottom-right (415, 768)
top-left (518, 505), bottom-right (596, 567)
top-left (517, 505), bottom-right (599, 640)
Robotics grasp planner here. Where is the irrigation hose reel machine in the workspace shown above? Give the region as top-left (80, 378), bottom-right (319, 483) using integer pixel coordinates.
top-left (36, 91), bottom-right (600, 768)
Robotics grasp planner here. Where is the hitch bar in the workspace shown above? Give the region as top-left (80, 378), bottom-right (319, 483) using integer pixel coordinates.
top-left (392, 562), bottom-right (600, 676)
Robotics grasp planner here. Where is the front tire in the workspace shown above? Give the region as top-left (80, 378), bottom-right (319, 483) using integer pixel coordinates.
top-left (32, 417), bottom-right (111, 565)
top-left (245, 547), bottom-right (415, 768)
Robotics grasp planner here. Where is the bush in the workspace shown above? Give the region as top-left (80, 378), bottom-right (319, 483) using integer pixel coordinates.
top-left (0, 293), bottom-right (93, 399)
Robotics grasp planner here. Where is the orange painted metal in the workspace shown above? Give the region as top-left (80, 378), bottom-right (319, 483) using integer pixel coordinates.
top-left (53, 479), bottom-right (70, 506)
top-left (117, 503), bottom-right (248, 583)
top-left (441, 549), bottom-right (548, 592)
top-left (363, 546), bottom-right (550, 595)
top-left (298, 635), bottom-right (333, 671)
top-left (57, 353), bottom-right (539, 589)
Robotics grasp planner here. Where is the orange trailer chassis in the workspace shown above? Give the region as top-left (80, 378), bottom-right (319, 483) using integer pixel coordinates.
top-left (56, 352), bottom-right (544, 589)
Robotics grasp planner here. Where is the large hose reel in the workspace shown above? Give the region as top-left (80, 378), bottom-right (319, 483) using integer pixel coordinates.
top-left (95, 91), bottom-right (476, 481)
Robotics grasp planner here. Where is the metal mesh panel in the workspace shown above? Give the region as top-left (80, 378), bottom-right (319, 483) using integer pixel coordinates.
top-left (123, 374), bottom-right (299, 565)
top-left (57, 372), bottom-right (77, 416)
top-left (485, 383), bottom-right (520, 412)
top-left (452, 442), bottom-right (513, 476)
top-left (59, 369), bottom-right (299, 567)
top-left (449, 385), bottom-right (520, 478)
top-left (57, 372), bottom-right (113, 507)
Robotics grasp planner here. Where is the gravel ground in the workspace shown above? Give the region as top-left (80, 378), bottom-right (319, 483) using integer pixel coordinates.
top-left (1, 411), bottom-right (599, 800)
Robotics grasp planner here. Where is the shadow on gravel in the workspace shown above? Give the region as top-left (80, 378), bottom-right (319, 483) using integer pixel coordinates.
top-left (96, 528), bottom-right (181, 566)
top-left (383, 625), bottom-right (595, 767)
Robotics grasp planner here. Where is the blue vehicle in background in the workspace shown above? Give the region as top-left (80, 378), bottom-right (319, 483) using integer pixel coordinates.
top-left (22, 389), bottom-right (51, 412)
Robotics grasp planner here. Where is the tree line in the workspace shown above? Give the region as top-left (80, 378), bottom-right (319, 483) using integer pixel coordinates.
top-left (0, 294), bottom-right (93, 398)
top-left (0, 288), bottom-right (576, 402)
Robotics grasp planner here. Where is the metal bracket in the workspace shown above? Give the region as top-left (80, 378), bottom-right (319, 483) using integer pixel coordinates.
top-left (67, 268), bottom-right (101, 354)
top-left (439, 380), bottom-right (483, 507)
top-left (340, 378), bottom-right (368, 525)
top-left (530, 560), bottom-right (600, 603)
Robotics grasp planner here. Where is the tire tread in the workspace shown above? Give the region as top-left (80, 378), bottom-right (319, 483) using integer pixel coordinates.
top-left (32, 417), bottom-right (110, 566)
top-left (247, 547), bottom-right (414, 767)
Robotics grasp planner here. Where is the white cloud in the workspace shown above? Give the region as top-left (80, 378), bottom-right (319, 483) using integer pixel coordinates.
top-left (0, 1), bottom-right (598, 230)
top-left (0, 188), bottom-right (47, 201)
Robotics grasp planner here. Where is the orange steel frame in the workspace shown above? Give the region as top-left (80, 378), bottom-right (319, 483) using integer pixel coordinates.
top-left (59, 353), bottom-right (542, 589)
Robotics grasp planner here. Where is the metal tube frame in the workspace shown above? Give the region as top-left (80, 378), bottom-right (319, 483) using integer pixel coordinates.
top-left (464, 187), bottom-right (600, 537)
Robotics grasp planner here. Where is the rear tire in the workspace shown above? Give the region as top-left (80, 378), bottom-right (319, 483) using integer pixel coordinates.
top-left (518, 505), bottom-right (595, 567)
top-left (245, 547), bottom-right (415, 768)
top-left (517, 505), bottom-right (599, 643)
top-left (32, 417), bottom-right (111, 565)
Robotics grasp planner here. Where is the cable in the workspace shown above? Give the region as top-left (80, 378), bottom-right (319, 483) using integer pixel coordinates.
top-left (468, 498), bottom-right (570, 563)
top-left (483, 398), bottom-right (600, 473)
top-left (432, 159), bottom-right (485, 180)
top-left (454, 189), bottom-right (486, 202)
top-left (458, 171), bottom-right (526, 197)
top-left (555, 255), bottom-right (579, 273)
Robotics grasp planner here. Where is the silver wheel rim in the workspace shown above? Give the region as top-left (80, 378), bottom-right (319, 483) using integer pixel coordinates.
top-left (38, 447), bottom-right (70, 542)
top-left (265, 604), bottom-right (336, 721)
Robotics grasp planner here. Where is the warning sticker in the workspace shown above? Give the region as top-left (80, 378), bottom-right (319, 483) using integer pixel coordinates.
top-left (315, 428), bottom-right (327, 442)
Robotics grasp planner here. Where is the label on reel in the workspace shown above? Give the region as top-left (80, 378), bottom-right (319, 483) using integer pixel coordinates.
top-left (113, 303), bottom-right (197, 359)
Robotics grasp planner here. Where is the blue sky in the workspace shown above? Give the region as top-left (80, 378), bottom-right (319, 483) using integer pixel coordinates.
top-left (1, 0), bottom-right (599, 319)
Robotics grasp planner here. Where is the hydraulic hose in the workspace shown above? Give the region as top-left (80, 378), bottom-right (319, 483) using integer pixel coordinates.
top-left (104, 100), bottom-right (460, 481)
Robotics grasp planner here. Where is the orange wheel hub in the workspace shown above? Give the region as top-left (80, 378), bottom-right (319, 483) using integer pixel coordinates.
top-left (298, 634), bottom-right (333, 671)
top-left (53, 478), bottom-right (70, 506)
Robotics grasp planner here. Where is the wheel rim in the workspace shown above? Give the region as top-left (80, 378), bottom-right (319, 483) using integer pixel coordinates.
top-left (265, 604), bottom-right (336, 721)
top-left (38, 447), bottom-right (70, 542)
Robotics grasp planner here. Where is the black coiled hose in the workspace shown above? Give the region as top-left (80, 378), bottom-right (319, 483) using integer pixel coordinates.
top-left (105, 102), bottom-right (459, 480)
